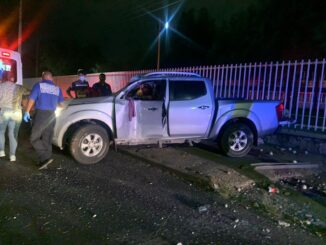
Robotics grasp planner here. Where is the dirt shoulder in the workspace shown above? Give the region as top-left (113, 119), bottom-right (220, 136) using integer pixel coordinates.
top-left (119, 143), bottom-right (326, 239)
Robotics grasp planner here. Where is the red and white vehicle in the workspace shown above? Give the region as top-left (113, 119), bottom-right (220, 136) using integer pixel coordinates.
top-left (0, 47), bottom-right (23, 85)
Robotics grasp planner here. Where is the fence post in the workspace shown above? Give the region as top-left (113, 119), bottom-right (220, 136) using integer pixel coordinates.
top-left (246, 63), bottom-right (252, 99)
top-left (241, 63), bottom-right (247, 98)
top-left (228, 64), bottom-right (234, 97)
top-left (219, 65), bottom-right (225, 98)
top-left (216, 65), bottom-right (220, 97)
top-left (233, 64), bottom-right (238, 97)
top-left (224, 65), bottom-right (229, 97)
top-left (267, 61), bottom-right (273, 100)
top-left (323, 96), bottom-right (326, 132)
top-left (256, 62), bottom-right (262, 100)
top-left (294, 60), bottom-right (305, 128)
top-left (315, 59), bottom-right (325, 131)
top-left (283, 61), bottom-right (291, 110)
top-left (272, 61), bottom-right (279, 100)
top-left (212, 65), bottom-right (217, 96)
top-left (262, 62), bottom-right (268, 99)
top-left (237, 64), bottom-right (242, 98)
top-left (307, 59), bottom-right (318, 130)
top-left (300, 60), bottom-right (311, 129)
top-left (251, 63), bottom-right (257, 100)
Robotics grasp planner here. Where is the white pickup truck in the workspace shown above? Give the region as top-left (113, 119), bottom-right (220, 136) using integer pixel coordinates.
top-left (53, 72), bottom-right (285, 164)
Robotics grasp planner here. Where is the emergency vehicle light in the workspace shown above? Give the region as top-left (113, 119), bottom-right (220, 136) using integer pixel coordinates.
top-left (1, 52), bottom-right (10, 57)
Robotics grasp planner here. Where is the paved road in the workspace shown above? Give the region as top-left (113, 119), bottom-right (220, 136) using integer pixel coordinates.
top-left (0, 134), bottom-right (322, 244)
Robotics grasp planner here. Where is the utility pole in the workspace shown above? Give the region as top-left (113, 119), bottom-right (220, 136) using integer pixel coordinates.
top-left (18, 0), bottom-right (23, 54)
top-left (156, 22), bottom-right (161, 70)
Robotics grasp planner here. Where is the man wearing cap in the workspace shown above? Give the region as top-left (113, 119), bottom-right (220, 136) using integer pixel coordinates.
top-left (66, 69), bottom-right (90, 99)
top-left (24, 71), bottom-right (64, 170)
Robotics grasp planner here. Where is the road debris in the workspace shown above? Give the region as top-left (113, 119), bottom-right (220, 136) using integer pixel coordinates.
top-left (263, 228), bottom-right (271, 233)
top-left (278, 221), bottom-right (290, 227)
top-left (198, 205), bottom-right (210, 213)
top-left (268, 187), bottom-right (279, 193)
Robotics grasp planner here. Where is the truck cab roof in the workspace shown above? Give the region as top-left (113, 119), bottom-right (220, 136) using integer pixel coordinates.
top-left (129, 72), bottom-right (204, 84)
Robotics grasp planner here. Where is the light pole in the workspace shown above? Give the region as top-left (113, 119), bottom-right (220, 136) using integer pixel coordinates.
top-left (157, 21), bottom-right (169, 70)
top-left (18, 0), bottom-right (23, 54)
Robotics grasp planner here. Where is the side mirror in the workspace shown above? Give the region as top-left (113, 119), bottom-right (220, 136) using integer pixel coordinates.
top-left (120, 91), bottom-right (125, 97)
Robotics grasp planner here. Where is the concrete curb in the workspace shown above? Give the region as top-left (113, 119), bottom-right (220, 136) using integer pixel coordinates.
top-left (265, 133), bottom-right (326, 155)
top-left (118, 146), bottom-right (255, 195)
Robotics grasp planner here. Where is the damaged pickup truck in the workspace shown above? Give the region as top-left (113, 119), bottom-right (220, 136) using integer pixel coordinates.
top-left (53, 72), bottom-right (285, 164)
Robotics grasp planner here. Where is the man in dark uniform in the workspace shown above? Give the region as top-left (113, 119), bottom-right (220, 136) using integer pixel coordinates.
top-left (66, 69), bottom-right (90, 98)
top-left (24, 71), bottom-right (64, 170)
top-left (92, 73), bottom-right (112, 97)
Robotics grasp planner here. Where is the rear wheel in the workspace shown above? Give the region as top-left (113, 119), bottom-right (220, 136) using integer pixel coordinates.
top-left (219, 122), bottom-right (254, 157)
top-left (70, 124), bottom-right (109, 164)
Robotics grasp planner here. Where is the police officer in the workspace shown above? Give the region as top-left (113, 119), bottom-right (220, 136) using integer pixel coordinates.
top-left (66, 69), bottom-right (90, 98)
top-left (24, 71), bottom-right (64, 170)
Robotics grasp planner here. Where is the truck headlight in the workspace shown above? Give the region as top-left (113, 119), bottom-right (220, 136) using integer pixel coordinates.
top-left (55, 107), bottom-right (63, 117)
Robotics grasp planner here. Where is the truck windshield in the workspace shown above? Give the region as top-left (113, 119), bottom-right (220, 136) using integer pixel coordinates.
top-left (0, 58), bottom-right (17, 82)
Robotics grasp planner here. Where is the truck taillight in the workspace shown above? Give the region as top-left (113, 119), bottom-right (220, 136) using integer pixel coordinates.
top-left (276, 103), bottom-right (284, 121)
top-left (1, 52), bottom-right (10, 57)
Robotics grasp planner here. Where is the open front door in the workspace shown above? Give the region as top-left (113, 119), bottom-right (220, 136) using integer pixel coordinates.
top-left (115, 79), bottom-right (167, 141)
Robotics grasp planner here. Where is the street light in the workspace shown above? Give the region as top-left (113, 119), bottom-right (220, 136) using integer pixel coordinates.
top-left (157, 21), bottom-right (169, 70)
top-left (164, 21), bottom-right (169, 30)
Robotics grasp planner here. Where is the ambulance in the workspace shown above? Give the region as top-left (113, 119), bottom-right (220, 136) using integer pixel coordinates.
top-left (0, 47), bottom-right (23, 85)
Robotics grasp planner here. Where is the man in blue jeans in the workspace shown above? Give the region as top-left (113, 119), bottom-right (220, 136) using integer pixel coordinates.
top-left (24, 71), bottom-right (64, 170)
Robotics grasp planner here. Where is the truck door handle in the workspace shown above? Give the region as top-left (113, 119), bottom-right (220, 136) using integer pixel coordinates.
top-left (147, 107), bottom-right (158, 111)
top-left (198, 105), bottom-right (210, 109)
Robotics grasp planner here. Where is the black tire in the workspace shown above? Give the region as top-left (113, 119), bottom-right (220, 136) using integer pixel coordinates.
top-left (219, 122), bottom-right (254, 157)
top-left (69, 124), bottom-right (110, 164)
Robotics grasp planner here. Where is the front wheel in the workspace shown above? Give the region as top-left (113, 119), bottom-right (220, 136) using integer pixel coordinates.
top-left (70, 124), bottom-right (110, 164)
top-left (219, 123), bottom-right (254, 157)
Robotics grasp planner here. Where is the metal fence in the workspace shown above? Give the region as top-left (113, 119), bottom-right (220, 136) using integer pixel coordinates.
top-left (24, 59), bottom-right (326, 133)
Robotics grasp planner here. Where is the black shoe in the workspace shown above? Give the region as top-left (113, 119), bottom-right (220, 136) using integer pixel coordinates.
top-left (38, 158), bottom-right (53, 170)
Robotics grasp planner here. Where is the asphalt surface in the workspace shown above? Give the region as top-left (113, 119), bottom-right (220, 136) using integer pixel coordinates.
top-left (0, 128), bottom-right (323, 244)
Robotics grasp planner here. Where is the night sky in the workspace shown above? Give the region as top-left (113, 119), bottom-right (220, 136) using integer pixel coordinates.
top-left (1, 0), bottom-right (325, 77)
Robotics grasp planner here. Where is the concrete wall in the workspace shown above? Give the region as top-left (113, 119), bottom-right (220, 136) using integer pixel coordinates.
top-left (23, 71), bottom-right (134, 99)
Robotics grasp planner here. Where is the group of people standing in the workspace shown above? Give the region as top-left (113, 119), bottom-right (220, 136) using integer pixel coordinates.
top-left (66, 69), bottom-right (112, 99)
top-left (0, 69), bottom-right (112, 170)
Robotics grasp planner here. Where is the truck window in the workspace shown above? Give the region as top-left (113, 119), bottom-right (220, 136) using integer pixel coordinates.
top-left (127, 80), bottom-right (166, 101)
top-left (0, 58), bottom-right (17, 82)
top-left (170, 80), bottom-right (207, 101)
